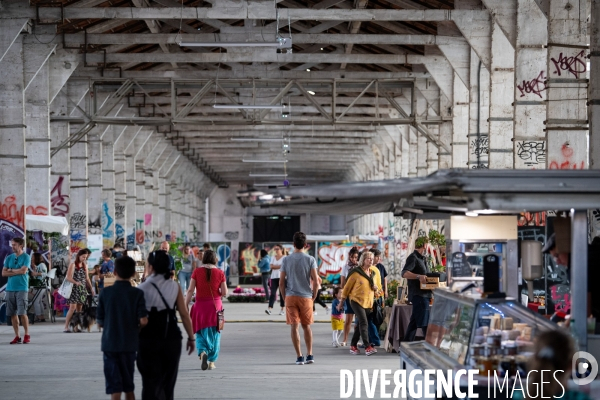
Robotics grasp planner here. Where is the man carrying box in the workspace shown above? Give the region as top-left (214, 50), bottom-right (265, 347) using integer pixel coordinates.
top-left (401, 237), bottom-right (432, 342)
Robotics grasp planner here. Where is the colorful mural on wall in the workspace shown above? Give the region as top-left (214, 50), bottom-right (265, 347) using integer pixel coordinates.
top-left (317, 242), bottom-right (377, 283)
top-left (238, 242), bottom-right (262, 275)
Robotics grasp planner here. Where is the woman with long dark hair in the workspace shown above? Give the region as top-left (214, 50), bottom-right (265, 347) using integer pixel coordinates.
top-left (265, 244), bottom-right (285, 315)
top-left (185, 250), bottom-right (227, 370)
top-left (137, 250), bottom-right (195, 400)
top-left (63, 249), bottom-right (92, 332)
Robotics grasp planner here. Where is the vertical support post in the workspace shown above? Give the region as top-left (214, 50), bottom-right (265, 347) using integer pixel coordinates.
top-left (571, 209), bottom-right (589, 350)
top-left (546, 0), bottom-right (589, 170)
top-left (514, 0), bottom-right (548, 169)
top-left (488, 22), bottom-right (515, 169)
top-left (125, 156), bottom-right (136, 249)
top-left (114, 151), bottom-right (126, 249)
top-left (590, 0), bottom-right (600, 169)
top-left (88, 131), bottom-right (103, 242)
top-left (70, 133), bottom-right (88, 258)
top-left (0, 38), bottom-right (26, 262)
top-left (453, 73), bottom-right (470, 168)
top-left (25, 53), bottom-right (51, 216)
top-left (102, 128), bottom-right (115, 248)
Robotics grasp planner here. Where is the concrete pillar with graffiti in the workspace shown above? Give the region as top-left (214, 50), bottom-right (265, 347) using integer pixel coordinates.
top-left (101, 128), bottom-right (115, 248)
top-left (49, 85), bottom-right (71, 279)
top-left (546, 0), bottom-right (589, 170)
top-left (135, 166), bottom-right (146, 250)
top-left (125, 154), bottom-right (136, 249)
top-left (87, 131), bottom-right (103, 249)
top-left (0, 33), bottom-right (27, 276)
top-left (24, 44), bottom-right (54, 218)
top-left (113, 150), bottom-right (126, 249)
top-left (69, 133), bottom-right (88, 259)
top-left (514, 0), bottom-right (548, 169)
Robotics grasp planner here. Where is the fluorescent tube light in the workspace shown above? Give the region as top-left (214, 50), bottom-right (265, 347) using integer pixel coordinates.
top-left (249, 174), bottom-right (288, 177)
top-left (465, 211), bottom-right (478, 217)
top-left (307, 91), bottom-right (316, 95)
top-left (242, 159), bottom-right (288, 163)
top-left (231, 138), bottom-right (284, 142)
top-left (179, 37), bottom-right (292, 48)
top-left (213, 104), bottom-right (285, 110)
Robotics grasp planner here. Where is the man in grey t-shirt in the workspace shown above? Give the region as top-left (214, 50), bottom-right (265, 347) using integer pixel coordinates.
top-left (280, 232), bottom-right (318, 365)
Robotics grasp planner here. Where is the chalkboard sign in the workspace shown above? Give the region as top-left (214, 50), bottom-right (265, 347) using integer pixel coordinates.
top-left (483, 254), bottom-right (500, 294)
top-left (450, 252), bottom-right (472, 277)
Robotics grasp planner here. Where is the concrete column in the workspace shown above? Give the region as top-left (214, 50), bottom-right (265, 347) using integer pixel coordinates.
top-left (427, 125), bottom-right (440, 174)
top-left (69, 133), bottom-right (88, 257)
top-left (488, 22), bottom-right (515, 169)
top-left (546, 0), bottom-right (589, 169)
top-left (101, 128), bottom-right (115, 248)
top-left (0, 38), bottom-right (26, 248)
top-left (590, 0), bottom-right (600, 169)
top-left (143, 167), bottom-right (154, 248)
top-left (439, 93), bottom-right (453, 169)
top-left (125, 155), bottom-right (136, 249)
top-left (165, 182), bottom-right (174, 241)
top-left (50, 89), bottom-right (70, 218)
top-left (453, 73), bottom-right (470, 168)
top-left (88, 131), bottom-right (103, 242)
top-left (24, 44), bottom-right (54, 216)
top-left (135, 166), bottom-right (146, 249)
top-left (408, 127), bottom-right (418, 177)
top-left (468, 50), bottom-right (491, 169)
top-left (514, 0), bottom-right (548, 169)
top-left (114, 150), bottom-right (126, 249)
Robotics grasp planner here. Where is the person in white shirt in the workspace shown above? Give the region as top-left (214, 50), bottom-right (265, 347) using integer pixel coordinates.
top-left (30, 252), bottom-right (48, 322)
top-left (265, 244), bottom-right (286, 316)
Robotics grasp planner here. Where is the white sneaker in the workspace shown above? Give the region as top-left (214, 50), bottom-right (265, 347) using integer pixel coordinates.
top-left (332, 341), bottom-right (339, 348)
top-left (265, 309), bottom-right (271, 315)
top-left (313, 311), bottom-right (317, 316)
top-left (279, 310), bottom-right (285, 315)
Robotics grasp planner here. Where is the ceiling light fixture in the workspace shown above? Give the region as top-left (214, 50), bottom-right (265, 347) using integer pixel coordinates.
top-left (213, 104), bottom-right (285, 110)
top-left (231, 138), bottom-right (284, 142)
top-left (249, 174), bottom-right (288, 177)
top-left (465, 211), bottom-right (479, 217)
top-left (307, 91), bottom-right (316, 95)
top-left (179, 37), bottom-right (292, 48)
top-left (242, 159), bottom-right (288, 163)
top-left (306, 69), bottom-right (311, 71)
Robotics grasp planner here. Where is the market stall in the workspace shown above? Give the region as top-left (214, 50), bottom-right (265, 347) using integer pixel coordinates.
top-left (258, 169), bottom-right (600, 397)
top-left (0, 215), bottom-right (69, 324)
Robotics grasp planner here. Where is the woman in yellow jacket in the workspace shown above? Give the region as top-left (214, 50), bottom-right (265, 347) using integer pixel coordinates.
top-left (337, 251), bottom-right (382, 356)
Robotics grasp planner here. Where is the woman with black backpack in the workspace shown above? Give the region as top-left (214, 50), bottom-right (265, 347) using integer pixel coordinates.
top-left (137, 250), bottom-right (195, 400)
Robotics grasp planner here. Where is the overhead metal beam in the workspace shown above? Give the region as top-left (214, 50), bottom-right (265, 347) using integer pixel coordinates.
top-left (83, 52), bottom-right (431, 65)
top-left (20, 7), bottom-right (481, 22)
top-left (40, 33), bottom-right (451, 46)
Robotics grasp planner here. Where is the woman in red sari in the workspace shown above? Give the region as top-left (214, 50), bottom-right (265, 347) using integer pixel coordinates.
top-left (185, 250), bottom-right (228, 370)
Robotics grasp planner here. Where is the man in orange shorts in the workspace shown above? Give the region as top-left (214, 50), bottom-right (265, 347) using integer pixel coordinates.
top-left (279, 232), bottom-right (319, 365)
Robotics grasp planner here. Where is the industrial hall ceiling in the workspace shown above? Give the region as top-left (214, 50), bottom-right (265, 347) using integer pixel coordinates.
top-left (10, 0), bottom-right (464, 188)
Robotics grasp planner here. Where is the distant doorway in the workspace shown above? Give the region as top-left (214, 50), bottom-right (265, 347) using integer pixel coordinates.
top-left (253, 215), bottom-right (300, 242)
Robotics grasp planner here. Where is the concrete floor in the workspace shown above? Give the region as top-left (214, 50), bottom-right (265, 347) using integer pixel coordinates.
top-left (0, 302), bottom-right (400, 400)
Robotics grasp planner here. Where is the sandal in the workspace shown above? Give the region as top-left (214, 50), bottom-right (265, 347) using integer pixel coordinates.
top-left (340, 342), bottom-right (347, 347)
top-left (63, 330), bottom-right (71, 333)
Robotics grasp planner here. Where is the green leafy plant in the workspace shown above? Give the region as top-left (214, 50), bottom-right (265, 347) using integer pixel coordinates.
top-left (428, 230), bottom-right (446, 247)
top-left (168, 240), bottom-right (184, 273)
top-left (386, 279), bottom-right (400, 307)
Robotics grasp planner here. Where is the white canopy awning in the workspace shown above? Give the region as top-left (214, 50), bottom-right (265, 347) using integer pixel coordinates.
top-left (26, 215), bottom-right (69, 235)
top-left (306, 235), bottom-right (349, 242)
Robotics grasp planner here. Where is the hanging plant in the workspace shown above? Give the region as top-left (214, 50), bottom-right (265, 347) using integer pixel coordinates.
top-left (415, 236), bottom-right (429, 249)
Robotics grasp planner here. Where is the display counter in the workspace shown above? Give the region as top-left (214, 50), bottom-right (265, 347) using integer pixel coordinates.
top-left (400, 288), bottom-right (558, 399)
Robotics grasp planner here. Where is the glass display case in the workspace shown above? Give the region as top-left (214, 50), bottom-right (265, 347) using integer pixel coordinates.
top-left (401, 289), bottom-right (557, 378)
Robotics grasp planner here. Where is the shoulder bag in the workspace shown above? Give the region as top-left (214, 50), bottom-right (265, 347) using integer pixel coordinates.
top-left (208, 269), bottom-right (225, 332)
